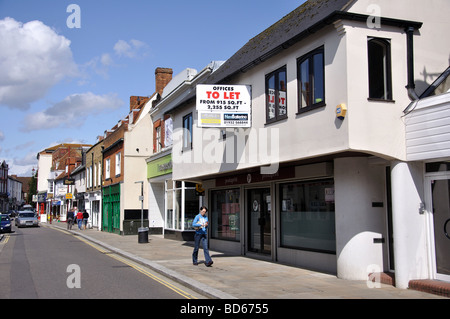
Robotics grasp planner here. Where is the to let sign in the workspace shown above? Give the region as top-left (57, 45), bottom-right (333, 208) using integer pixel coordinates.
top-left (196, 84), bottom-right (251, 128)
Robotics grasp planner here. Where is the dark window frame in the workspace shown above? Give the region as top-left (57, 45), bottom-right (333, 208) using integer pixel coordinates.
top-left (182, 113), bottom-right (193, 151)
top-left (297, 46), bottom-right (326, 114)
top-left (265, 66), bottom-right (288, 124)
top-left (367, 37), bottom-right (393, 101)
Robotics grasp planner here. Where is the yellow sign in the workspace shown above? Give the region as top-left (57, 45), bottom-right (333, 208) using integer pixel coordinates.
top-left (195, 184), bottom-right (205, 196)
top-left (65, 193), bottom-right (73, 199)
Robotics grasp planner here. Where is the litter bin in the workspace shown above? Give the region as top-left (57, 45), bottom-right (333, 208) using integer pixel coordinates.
top-left (138, 227), bottom-right (149, 243)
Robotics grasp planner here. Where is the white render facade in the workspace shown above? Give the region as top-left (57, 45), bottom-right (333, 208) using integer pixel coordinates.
top-left (166, 0), bottom-right (450, 289)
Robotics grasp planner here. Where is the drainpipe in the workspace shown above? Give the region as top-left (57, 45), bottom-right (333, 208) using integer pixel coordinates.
top-left (405, 26), bottom-right (419, 101)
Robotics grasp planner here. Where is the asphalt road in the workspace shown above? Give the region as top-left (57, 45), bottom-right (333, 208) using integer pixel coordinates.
top-left (0, 224), bottom-right (203, 299)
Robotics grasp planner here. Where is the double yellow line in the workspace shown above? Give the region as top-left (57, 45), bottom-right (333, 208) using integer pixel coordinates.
top-left (1, 234), bottom-right (10, 244)
top-left (51, 226), bottom-right (198, 299)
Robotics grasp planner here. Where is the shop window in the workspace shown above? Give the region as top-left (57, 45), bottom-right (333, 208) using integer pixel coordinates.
top-left (165, 180), bottom-right (201, 231)
top-left (368, 38), bottom-right (392, 100)
top-left (297, 47), bottom-right (325, 113)
top-left (211, 189), bottom-right (240, 242)
top-left (266, 66), bottom-right (287, 123)
top-left (279, 179), bottom-right (335, 253)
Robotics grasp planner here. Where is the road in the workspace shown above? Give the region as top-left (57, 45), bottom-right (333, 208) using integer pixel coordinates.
top-left (0, 223), bottom-right (204, 299)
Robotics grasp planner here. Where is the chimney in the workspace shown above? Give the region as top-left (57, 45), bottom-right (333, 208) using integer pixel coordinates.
top-left (129, 96), bottom-right (150, 112)
top-left (155, 67), bottom-right (173, 95)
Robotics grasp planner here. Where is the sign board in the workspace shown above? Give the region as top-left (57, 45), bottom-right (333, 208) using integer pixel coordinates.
top-left (64, 178), bottom-right (75, 185)
top-left (196, 84), bottom-right (251, 128)
top-left (65, 193), bottom-right (73, 199)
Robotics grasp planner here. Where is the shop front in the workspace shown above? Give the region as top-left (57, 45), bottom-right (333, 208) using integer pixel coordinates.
top-left (207, 163), bottom-right (338, 273)
top-left (147, 152), bottom-right (204, 240)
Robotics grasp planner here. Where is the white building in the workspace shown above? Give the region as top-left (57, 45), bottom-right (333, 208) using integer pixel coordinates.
top-left (163, 0), bottom-right (450, 289)
top-left (7, 175), bottom-right (23, 210)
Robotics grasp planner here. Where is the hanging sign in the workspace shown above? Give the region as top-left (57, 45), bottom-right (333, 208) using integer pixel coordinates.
top-left (196, 84), bottom-right (252, 128)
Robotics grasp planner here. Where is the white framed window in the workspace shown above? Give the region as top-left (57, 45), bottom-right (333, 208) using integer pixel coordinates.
top-left (115, 152), bottom-right (121, 176)
top-left (105, 158), bottom-right (110, 179)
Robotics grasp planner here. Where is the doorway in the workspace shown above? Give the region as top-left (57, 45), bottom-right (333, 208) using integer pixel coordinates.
top-left (247, 188), bottom-right (271, 255)
top-left (425, 173), bottom-right (450, 282)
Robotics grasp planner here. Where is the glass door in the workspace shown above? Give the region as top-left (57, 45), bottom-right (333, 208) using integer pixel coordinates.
top-left (247, 188), bottom-right (271, 255)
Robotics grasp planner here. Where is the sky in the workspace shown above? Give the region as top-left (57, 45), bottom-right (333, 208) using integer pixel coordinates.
top-left (0, 0), bottom-right (305, 176)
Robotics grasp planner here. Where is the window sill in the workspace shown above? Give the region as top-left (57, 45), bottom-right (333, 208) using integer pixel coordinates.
top-left (265, 115), bottom-right (288, 126)
top-left (367, 98), bottom-right (395, 103)
top-left (296, 102), bottom-right (326, 115)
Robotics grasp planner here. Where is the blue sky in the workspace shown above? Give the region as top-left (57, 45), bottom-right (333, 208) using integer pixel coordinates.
top-left (0, 0), bottom-right (305, 176)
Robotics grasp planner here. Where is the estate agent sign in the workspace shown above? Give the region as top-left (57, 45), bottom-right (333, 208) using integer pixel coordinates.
top-left (196, 84), bottom-right (252, 128)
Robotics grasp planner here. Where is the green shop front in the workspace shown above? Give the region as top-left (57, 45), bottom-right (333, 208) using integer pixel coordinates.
top-left (147, 152), bottom-right (204, 241)
top-left (102, 183), bottom-right (121, 234)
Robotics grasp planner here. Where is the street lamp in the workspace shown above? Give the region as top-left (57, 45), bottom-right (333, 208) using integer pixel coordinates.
top-left (135, 181), bottom-right (148, 243)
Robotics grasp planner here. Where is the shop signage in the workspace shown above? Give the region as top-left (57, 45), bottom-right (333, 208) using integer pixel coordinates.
top-left (64, 178), bottom-right (75, 185)
top-left (216, 166), bottom-right (295, 187)
top-left (196, 84), bottom-right (252, 128)
top-left (65, 193), bottom-right (73, 199)
top-left (147, 154), bottom-right (172, 179)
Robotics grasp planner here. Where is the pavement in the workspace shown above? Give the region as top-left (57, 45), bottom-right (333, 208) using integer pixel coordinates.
top-left (42, 222), bottom-right (447, 299)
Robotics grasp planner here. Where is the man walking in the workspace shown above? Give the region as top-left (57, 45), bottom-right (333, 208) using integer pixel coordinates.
top-left (192, 206), bottom-right (213, 267)
top-left (67, 208), bottom-right (74, 230)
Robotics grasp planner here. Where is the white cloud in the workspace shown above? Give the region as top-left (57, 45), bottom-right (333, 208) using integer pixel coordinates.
top-left (0, 17), bottom-right (78, 110)
top-left (21, 92), bottom-right (123, 131)
top-left (113, 39), bottom-right (148, 58)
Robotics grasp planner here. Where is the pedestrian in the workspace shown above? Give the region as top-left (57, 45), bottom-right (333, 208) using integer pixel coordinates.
top-left (67, 208), bottom-right (74, 230)
top-left (83, 210), bottom-right (89, 229)
top-left (76, 209), bottom-right (83, 230)
top-left (192, 206), bottom-right (213, 267)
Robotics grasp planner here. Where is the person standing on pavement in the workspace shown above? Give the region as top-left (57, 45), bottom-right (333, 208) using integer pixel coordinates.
top-left (67, 208), bottom-right (75, 230)
top-left (192, 206), bottom-right (213, 267)
top-left (76, 209), bottom-right (83, 230)
top-left (83, 210), bottom-right (89, 230)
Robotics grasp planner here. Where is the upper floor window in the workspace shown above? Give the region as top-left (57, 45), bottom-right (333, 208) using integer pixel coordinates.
top-left (368, 38), bottom-right (392, 101)
top-left (183, 113), bottom-right (193, 150)
top-left (115, 152), bottom-right (121, 176)
top-left (105, 158), bottom-right (110, 179)
top-left (266, 66), bottom-right (287, 123)
top-left (297, 47), bottom-right (325, 113)
top-left (155, 126), bottom-right (162, 153)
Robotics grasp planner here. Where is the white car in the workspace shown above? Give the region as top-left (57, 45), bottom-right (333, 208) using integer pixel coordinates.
top-left (15, 211), bottom-right (39, 228)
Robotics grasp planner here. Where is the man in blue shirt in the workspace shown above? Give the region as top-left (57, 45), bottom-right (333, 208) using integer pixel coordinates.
top-left (192, 206), bottom-right (213, 267)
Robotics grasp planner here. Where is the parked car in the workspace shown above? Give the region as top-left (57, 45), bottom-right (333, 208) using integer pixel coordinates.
top-left (0, 214), bottom-right (12, 233)
top-left (15, 211), bottom-right (39, 228)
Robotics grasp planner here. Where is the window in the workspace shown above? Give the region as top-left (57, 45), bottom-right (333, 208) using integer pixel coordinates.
top-left (182, 113), bottom-right (193, 150)
top-left (280, 179), bottom-right (335, 253)
top-left (165, 180), bottom-right (201, 231)
top-left (153, 119), bottom-right (164, 153)
top-left (368, 38), bottom-right (392, 100)
top-left (115, 152), bottom-right (121, 176)
top-left (211, 189), bottom-right (240, 242)
top-left (297, 47), bottom-right (325, 112)
top-left (266, 66), bottom-right (287, 123)
top-left (105, 158), bottom-right (110, 179)
top-left (156, 126), bottom-right (161, 152)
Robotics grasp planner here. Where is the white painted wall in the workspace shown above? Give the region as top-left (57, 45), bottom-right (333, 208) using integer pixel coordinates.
top-left (334, 157), bottom-right (387, 280)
